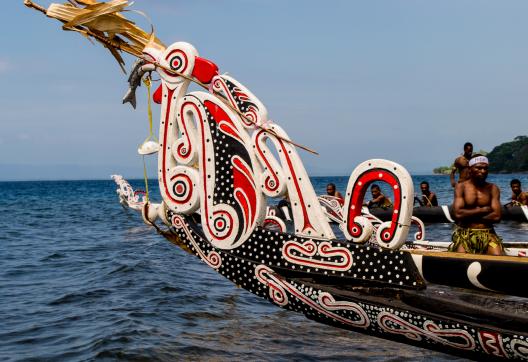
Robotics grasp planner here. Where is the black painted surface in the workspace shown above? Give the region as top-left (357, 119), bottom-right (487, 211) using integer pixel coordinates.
top-left (421, 254), bottom-right (528, 298)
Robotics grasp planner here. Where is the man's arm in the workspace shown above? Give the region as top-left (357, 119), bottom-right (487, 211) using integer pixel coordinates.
top-left (370, 194), bottom-right (385, 204)
top-left (422, 194), bottom-right (432, 206)
top-left (367, 194), bottom-right (384, 207)
top-left (450, 159), bottom-right (459, 188)
top-left (520, 192), bottom-right (528, 206)
top-left (452, 183), bottom-right (491, 220)
top-left (482, 185), bottom-right (501, 223)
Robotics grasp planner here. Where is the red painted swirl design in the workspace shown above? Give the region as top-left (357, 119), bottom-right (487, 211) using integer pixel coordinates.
top-left (254, 130), bottom-right (284, 195)
top-left (255, 265), bottom-right (288, 306)
top-left (169, 172), bottom-right (193, 204)
top-left (254, 265), bottom-right (369, 328)
top-left (377, 311), bottom-right (475, 350)
top-left (175, 101), bottom-right (200, 164)
top-left (318, 292), bottom-right (369, 328)
top-left (282, 240), bottom-right (353, 271)
top-left (162, 49), bottom-right (188, 77)
top-left (171, 214), bottom-right (223, 269)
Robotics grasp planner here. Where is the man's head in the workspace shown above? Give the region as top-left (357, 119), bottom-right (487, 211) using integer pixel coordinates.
top-left (371, 184), bottom-right (381, 198)
top-left (420, 181), bottom-right (430, 194)
top-left (463, 142), bottom-right (473, 158)
top-left (326, 183), bottom-right (336, 196)
top-left (468, 154), bottom-right (489, 183)
top-left (511, 179), bottom-right (522, 195)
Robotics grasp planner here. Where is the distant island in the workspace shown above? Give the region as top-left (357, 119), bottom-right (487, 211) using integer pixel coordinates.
top-left (432, 166), bottom-right (451, 175)
top-left (433, 135), bottom-right (528, 174)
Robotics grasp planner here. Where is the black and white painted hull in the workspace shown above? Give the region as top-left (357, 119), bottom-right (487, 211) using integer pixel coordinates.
top-left (161, 215), bottom-right (528, 361)
top-left (408, 249), bottom-right (528, 298)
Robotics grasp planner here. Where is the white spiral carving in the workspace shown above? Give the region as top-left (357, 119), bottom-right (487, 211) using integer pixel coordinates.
top-left (211, 74), bottom-right (268, 128)
top-left (166, 166), bottom-right (200, 214)
top-left (172, 100), bottom-right (199, 165)
top-left (255, 265), bottom-right (289, 306)
top-left (158, 43), bottom-right (196, 87)
top-left (377, 311), bottom-right (475, 350)
top-left (171, 214), bottom-right (223, 269)
top-left (252, 130), bottom-right (287, 197)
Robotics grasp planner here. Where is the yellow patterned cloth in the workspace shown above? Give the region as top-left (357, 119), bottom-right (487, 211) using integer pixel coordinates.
top-left (449, 227), bottom-right (503, 254)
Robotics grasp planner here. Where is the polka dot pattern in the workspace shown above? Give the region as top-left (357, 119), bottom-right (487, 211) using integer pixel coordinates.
top-left (189, 95), bottom-right (261, 248)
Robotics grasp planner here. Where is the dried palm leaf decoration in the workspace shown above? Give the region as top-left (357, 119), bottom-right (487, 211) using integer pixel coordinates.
top-left (24, 0), bottom-right (165, 72)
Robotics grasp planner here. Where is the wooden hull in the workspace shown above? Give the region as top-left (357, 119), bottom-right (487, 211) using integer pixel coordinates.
top-left (408, 249), bottom-right (528, 298)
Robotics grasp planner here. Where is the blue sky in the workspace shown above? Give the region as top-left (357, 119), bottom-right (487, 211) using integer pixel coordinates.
top-left (1, 0), bottom-right (527, 180)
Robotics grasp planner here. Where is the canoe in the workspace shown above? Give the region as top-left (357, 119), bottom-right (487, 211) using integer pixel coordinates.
top-left (28, 7), bottom-right (528, 358)
top-left (369, 205), bottom-right (528, 223)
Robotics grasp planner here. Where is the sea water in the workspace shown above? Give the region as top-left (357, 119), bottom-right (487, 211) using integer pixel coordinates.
top-left (1, 175), bottom-right (527, 361)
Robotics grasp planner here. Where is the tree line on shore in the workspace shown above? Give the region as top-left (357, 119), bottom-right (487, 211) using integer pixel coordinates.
top-left (433, 135), bottom-right (528, 174)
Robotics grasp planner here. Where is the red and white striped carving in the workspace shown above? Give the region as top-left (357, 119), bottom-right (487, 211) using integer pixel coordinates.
top-left (252, 125), bottom-right (335, 240)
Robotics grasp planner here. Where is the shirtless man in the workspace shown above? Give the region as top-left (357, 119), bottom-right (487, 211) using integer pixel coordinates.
top-left (367, 184), bottom-right (393, 210)
top-left (509, 179), bottom-right (528, 206)
top-left (450, 142), bottom-right (473, 188)
top-left (450, 155), bottom-right (503, 255)
top-left (420, 181), bottom-right (438, 207)
top-left (326, 183), bottom-right (344, 203)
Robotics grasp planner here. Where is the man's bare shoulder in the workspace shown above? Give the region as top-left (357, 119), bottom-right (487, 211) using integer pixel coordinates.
top-left (485, 183), bottom-right (500, 194)
top-left (453, 155), bottom-right (467, 166)
top-left (486, 182), bottom-right (499, 190)
top-left (459, 179), bottom-right (471, 186)
top-left (454, 181), bottom-right (467, 193)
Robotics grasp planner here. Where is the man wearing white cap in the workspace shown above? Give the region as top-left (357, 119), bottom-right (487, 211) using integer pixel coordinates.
top-left (450, 154), bottom-right (503, 255)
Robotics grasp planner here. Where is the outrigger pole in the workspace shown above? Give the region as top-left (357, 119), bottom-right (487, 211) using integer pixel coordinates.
top-left (23, 0), bottom-right (319, 155)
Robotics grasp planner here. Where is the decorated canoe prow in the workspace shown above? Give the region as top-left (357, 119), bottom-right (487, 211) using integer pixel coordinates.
top-left (111, 175), bottom-right (147, 211)
top-left (26, 2), bottom-right (528, 360)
